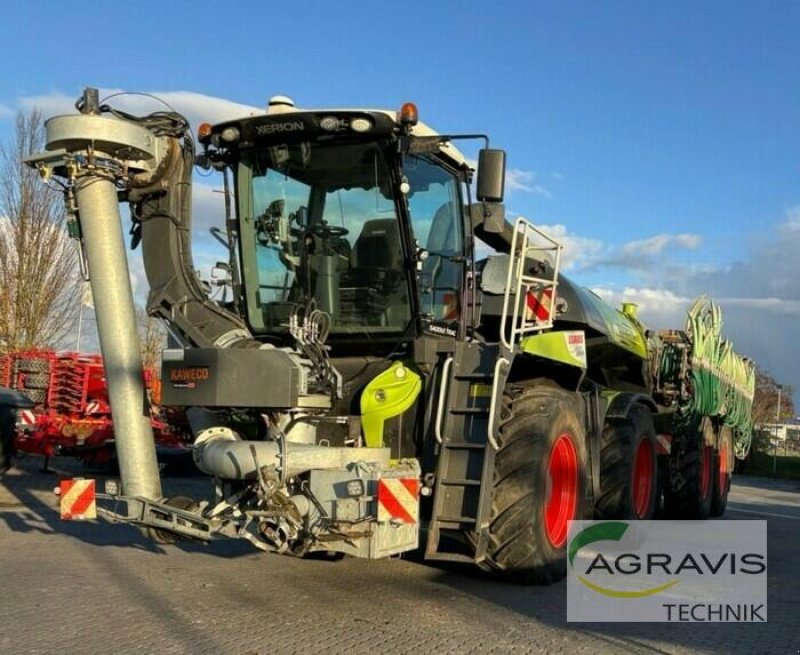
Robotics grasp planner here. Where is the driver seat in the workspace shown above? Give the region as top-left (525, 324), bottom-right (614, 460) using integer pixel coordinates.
top-left (350, 219), bottom-right (402, 283)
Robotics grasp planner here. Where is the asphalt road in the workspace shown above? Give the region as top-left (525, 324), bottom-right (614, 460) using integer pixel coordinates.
top-left (0, 458), bottom-right (797, 655)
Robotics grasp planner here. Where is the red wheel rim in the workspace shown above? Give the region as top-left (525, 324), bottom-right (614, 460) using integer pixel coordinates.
top-left (718, 434), bottom-right (731, 496)
top-left (545, 433), bottom-right (579, 548)
top-left (699, 445), bottom-right (713, 500)
top-left (632, 438), bottom-right (655, 518)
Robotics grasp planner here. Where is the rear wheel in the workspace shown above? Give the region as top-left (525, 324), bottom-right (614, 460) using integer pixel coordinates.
top-left (595, 404), bottom-right (658, 520)
top-left (481, 385), bottom-right (588, 584)
top-left (664, 418), bottom-right (714, 519)
top-left (710, 426), bottom-right (733, 517)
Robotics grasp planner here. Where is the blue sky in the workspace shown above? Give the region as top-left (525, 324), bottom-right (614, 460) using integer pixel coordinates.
top-left (1, 1), bottom-right (798, 410)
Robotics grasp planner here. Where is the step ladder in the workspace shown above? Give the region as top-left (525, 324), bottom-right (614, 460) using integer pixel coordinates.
top-left (425, 341), bottom-right (509, 563)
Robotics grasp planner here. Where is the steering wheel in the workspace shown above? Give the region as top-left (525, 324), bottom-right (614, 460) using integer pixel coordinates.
top-left (308, 223), bottom-right (349, 239)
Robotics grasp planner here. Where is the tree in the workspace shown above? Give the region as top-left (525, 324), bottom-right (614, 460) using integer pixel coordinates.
top-left (0, 110), bottom-right (80, 350)
top-left (751, 367), bottom-right (795, 428)
top-left (137, 305), bottom-right (167, 372)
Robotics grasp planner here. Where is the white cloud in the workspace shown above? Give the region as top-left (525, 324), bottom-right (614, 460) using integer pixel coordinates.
top-left (536, 222), bottom-right (604, 270)
top-left (506, 168), bottom-right (552, 197)
top-left (619, 233), bottom-right (702, 257)
top-left (591, 286), bottom-right (691, 329)
top-left (0, 103), bottom-right (13, 119)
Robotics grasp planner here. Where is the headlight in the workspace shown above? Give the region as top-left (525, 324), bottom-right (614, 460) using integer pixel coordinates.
top-left (221, 126), bottom-right (240, 143)
top-left (319, 116), bottom-right (340, 131)
top-left (350, 117), bottom-right (372, 133)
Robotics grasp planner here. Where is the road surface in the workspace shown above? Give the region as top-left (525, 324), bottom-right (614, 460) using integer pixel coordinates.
top-left (0, 458), bottom-right (797, 654)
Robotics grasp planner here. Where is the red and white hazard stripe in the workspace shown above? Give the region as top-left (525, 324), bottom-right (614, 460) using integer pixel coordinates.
top-left (655, 433), bottom-right (672, 456)
top-left (525, 288), bottom-right (554, 323)
top-left (85, 402), bottom-right (101, 415)
top-left (17, 409), bottom-right (37, 430)
top-left (58, 479), bottom-right (97, 520)
top-left (377, 478), bottom-right (420, 525)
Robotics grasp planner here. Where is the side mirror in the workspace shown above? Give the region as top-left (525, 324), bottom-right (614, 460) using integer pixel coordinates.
top-left (476, 149), bottom-right (506, 203)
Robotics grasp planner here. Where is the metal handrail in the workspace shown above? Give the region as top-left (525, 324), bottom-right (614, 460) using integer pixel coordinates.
top-left (486, 356), bottom-right (509, 450)
top-left (434, 357), bottom-right (454, 444)
top-left (499, 217), bottom-right (563, 351)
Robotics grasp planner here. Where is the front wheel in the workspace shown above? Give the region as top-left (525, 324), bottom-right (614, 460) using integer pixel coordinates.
top-left (481, 385), bottom-right (588, 584)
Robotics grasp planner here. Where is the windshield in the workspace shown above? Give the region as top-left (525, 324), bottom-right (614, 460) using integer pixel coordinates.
top-left (238, 141), bottom-right (412, 335)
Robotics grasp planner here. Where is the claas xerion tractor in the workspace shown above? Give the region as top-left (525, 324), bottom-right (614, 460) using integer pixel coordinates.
top-left (27, 88), bottom-right (755, 583)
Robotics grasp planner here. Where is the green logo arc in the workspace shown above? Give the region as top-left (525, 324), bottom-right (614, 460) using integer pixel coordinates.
top-left (568, 521), bottom-right (629, 567)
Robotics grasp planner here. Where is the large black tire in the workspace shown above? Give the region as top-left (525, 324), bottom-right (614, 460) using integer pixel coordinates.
top-left (663, 418), bottom-right (714, 519)
top-left (595, 404), bottom-right (658, 520)
top-left (710, 425), bottom-right (733, 517)
top-left (481, 385), bottom-right (588, 585)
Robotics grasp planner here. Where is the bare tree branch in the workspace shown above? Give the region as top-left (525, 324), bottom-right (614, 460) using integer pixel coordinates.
top-left (0, 110), bottom-right (80, 350)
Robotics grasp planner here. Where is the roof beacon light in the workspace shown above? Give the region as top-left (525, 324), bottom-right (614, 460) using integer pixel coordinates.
top-left (399, 102), bottom-right (418, 127)
top-left (198, 122), bottom-right (213, 143)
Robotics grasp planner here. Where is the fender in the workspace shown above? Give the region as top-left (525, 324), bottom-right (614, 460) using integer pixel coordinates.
top-left (601, 390), bottom-right (657, 422)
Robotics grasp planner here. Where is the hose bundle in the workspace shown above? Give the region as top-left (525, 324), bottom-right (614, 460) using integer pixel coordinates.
top-left (683, 296), bottom-right (755, 458)
top-left (654, 297), bottom-right (756, 459)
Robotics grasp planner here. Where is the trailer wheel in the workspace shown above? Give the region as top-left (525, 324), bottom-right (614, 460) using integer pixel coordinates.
top-left (710, 426), bottom-right (733, 517)
top-left (481, 385), bottom-right (587, 584)
top-left (664, 418), bottom-right (714, 519)
top-left (595, 404), bottom-right (658, 520)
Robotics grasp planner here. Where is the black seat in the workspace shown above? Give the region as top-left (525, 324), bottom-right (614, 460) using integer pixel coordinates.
top-left (345, 218), bottom-right (403, 289)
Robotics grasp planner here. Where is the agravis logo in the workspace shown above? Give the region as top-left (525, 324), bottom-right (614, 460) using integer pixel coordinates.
top-left (568, 522), bottom-right (680, 598)
top-left (566, 520), bottom-right (767, 622)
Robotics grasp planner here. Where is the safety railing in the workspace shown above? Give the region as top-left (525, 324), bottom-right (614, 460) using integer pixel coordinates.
top-left (499, 217), bottom-right (563, 351)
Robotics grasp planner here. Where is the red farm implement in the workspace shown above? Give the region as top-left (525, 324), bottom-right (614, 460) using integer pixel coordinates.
top-left (2, 349), bottom-right (189, 467)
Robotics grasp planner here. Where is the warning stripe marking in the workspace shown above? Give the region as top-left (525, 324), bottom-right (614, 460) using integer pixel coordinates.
top-left (18, 410), bottom-right (36, 426)
top-left (525, 288), bottom-right (553, 322)
top-left (378, 478), bottom-right (420, 524)
top-left (655, 433), bottom-right (671, 456)
top-left (60, 479), bottom-right (96, 520)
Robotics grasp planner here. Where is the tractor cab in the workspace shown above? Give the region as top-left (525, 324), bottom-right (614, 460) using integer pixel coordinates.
top-left (200, 100), bottom-right (506, 351)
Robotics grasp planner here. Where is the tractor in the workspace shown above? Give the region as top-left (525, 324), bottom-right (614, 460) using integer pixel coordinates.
top-left (27, 88), bottom-right (754, 583)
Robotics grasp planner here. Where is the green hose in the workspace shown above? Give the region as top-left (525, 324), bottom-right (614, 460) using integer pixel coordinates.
top-left (657, 296), bottom-right (755, 459)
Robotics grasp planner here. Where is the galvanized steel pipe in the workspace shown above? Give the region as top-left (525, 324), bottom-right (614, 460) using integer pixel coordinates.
top-left (74, 175), bottom-right (162, 500)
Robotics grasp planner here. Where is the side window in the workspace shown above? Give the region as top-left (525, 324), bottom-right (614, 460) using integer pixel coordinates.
top-left (404, 156), bottom-right (464, 322)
